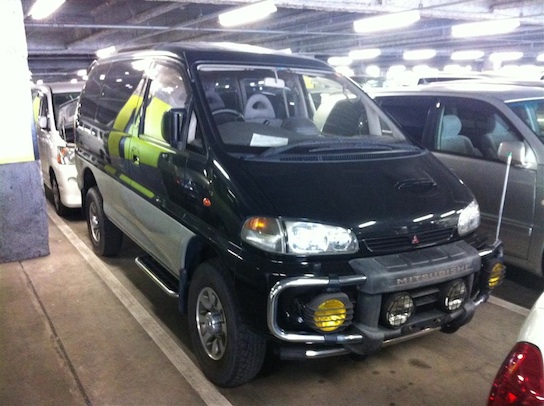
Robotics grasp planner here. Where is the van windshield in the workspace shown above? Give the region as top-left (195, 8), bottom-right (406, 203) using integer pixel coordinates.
top-left (197, 65), bottom-right (412, 158)
top-left (507, 98), bottom-right (544, 140)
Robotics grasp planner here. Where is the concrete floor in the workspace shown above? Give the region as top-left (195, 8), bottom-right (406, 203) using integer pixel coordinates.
top-left (0, 203), bottom-right (533, 406)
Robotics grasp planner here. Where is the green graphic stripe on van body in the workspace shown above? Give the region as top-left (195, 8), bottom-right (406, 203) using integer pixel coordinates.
top-left (131, 179), bottom-right (155, 199)
top-left (104, 164), bottom-right (116, 176)
top-left (119, 174), bottom-right (132, 187)
top-left (131, 139), bottom-right (171, 169)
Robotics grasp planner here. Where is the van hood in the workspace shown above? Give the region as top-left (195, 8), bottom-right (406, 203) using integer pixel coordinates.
top-left (224, 150), bottom-right (474, 238)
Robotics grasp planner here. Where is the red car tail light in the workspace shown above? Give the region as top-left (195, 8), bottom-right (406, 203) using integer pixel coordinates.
top-left (488, 342), bottom-right (544, 405)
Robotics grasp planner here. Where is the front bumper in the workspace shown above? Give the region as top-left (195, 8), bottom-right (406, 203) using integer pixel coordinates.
top-left (267, 239), bottom-right (504, 359)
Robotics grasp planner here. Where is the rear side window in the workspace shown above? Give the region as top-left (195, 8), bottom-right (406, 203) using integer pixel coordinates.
top-left (94, 59), bottom-right (148, 129)
top-left (376, 96), bottom-right (434, 143)
top-left (79, 63), bottom-right (110, 121)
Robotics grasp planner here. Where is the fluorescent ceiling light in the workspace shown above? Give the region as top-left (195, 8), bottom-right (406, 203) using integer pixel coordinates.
top-left (451, 50), bottom-right (485, 61)
top-left (29, 0), bottom-right (66, 20)
top-left (413, 65), bottom-right (437, 74)
top-left (327, 56), bottom-right (353, 66)
top-left (444, 64), bottom-right (473, 73)
top-left (96, 46), bottom-right (116, 58)
top-left (403, 49), bottom-right (436, 61)
top-left (335, 66), bottom-right (355, 77)
top-left (218, 1), bottom-right (277, 27)
top-left (451, 18), bottom-right (520, 38)
top-left (349, 48), bottom-right (381, 60)
top-left (365, 65), bottom-right (381, 77)
top-left (354, 10), bottom-right (420, 33)
top-left (489, 51), bottom-right (523, 62)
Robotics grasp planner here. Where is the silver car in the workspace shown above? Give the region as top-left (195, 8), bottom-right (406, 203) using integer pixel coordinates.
top-left (33, 82), bottom-right (83, 215)
top-left (372, 82), bottom-right (544, 277)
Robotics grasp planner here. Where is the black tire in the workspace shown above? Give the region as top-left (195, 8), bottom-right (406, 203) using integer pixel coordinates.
top-left (51, 173), bottom-right (67, 216)
top-left (85, 187), bottom-right (123, 257)
top-left (188, 260), bottom-right (267, 387)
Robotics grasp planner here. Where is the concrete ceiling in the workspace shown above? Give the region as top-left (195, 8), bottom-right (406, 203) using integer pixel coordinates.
top-left (21, 0), bottom-right (544, 83)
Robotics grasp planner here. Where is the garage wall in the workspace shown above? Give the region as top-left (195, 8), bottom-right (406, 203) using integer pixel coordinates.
top-left (0, 0), bottom-right (49, 262)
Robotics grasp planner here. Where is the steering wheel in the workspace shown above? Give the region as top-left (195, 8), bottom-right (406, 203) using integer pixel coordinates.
top-left (212, 109), bottom-right (245, 124)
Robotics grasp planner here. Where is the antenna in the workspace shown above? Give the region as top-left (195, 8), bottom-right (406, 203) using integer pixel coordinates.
top-left (495, 152), bottom-right (512, 242)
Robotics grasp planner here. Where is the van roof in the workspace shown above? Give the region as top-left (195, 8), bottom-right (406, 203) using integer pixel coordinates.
top-left (99, 41), bottom-right (334, 72)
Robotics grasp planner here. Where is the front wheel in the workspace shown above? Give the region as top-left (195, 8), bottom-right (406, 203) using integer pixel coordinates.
top-left (51, 174), bottom-right (67, 216)
top-left (85, 187), bottom-right (123, 256)
top-left (188, 260), bottom-right (266, 387)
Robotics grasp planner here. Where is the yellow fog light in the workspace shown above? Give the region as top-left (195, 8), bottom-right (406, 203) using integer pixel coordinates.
top-left (303, 293), bottom-right (353, 333)
top-left (488, 262), bottom-right (506, 289)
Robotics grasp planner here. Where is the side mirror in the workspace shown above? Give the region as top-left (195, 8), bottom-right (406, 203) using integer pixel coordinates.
top-left (162, 108), bottom-right (187, 148)
top-left (498, 141), bottom-right (525, 166)
top-left (38, 116), bottom-right (48, 129)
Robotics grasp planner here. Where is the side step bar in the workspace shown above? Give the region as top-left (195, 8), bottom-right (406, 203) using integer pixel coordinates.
top-left (135, 254), bottom-right (179, 298)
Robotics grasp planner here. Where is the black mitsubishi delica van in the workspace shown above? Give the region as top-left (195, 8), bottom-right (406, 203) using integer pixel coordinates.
top-left (75, 42), bottom-right (505, 387)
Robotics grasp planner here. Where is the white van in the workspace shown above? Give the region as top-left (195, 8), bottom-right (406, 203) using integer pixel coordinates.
top-left (32, 82), bottom-right (83, 215)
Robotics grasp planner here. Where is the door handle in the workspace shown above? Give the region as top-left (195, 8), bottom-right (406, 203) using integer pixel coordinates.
top-left (131, 147), bottom-right (140, 165)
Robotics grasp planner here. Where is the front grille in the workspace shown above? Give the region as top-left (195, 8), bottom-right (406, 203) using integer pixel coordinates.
top-left (363, 228), bottom-right (454, 253)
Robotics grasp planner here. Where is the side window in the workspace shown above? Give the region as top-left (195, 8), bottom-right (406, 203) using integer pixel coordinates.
top-left (141, 62), bottom-right (192, 145)
top-left (79, 62), bottom-right (110, 121)
top-left (376, 96), bottom-right (434, 143)
top-left (95, 59), bottom-right (148, 131)
top-left (436, 98), bottom-right (521, 160)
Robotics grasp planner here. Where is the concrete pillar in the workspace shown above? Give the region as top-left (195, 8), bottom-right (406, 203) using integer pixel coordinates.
top-left (0, 0), bottom-right (49, 262)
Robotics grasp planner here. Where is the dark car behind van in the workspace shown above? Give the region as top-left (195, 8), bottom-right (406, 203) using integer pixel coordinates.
top-left (75, 42), bottom-right (505, 387)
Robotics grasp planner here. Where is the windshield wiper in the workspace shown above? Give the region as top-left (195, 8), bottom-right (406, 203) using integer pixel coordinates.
top-left (260, 138), bottom-right (415, 158)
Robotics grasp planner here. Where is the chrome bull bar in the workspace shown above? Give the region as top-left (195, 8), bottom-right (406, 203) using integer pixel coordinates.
top-left (267, 274), bottom-right (367, 343)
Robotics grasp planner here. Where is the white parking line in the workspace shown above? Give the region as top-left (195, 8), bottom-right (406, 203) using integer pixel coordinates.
top-left (47, 206), bottom-right (232, 406)
top-left (488, 295), bottom-right (530, 317)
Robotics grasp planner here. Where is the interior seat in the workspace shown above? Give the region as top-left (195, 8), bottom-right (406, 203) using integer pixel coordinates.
top-left (479, 114), bottom-right (518, 159)
top-left (203, 82), bottom-right (225, 111)
top-left (439, 114), bottom-right (478, 156)
top-left (314, 98), bottom-right (365, 136)
top-left (281, 116), bottom-right (319, 136)
top-left (243, 94), bottom-right (282, 126)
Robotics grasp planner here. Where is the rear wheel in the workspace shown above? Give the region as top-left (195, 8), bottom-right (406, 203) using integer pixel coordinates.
top-left (188, 260), bottom-right (267, 387)
top-left (85, 187), bottom-right (123, 256)
top-left (51, 174), bottom-right (67, 216)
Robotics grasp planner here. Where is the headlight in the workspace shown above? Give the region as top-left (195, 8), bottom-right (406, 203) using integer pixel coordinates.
top-left (457, 200), bottom-right (480, 236)
top-left (241, 217), bottom-right (359, 255)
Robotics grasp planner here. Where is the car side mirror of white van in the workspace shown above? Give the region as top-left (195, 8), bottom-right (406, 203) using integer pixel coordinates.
top-left (498, 141), bottom-right (525, 166)
top-left (38, 116), bottom-right (48, 129)
top-left (162, 108), bottom-right (188, 148)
